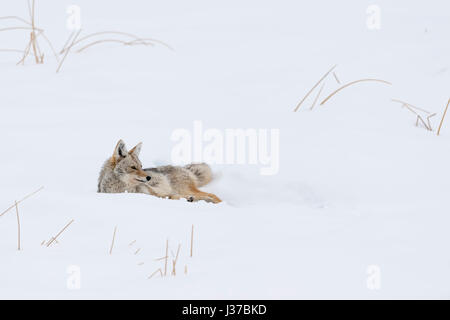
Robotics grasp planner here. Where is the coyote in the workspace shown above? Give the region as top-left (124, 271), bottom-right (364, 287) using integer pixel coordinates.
top-left (97, 140), bottom-right (221, 203)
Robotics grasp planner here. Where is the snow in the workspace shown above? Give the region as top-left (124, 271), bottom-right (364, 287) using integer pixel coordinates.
top-left (0, 0), bottom-right (449, 299)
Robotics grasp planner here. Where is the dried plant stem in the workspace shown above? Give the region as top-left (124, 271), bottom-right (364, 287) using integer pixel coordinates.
top-left (16, 36), bottom-right (33, 65)
top-left (60, 31), bottom-right (173, 54)
top-left (15, 201), bottom-right (21, 251)
top-left (171, 244), bottom-right (181, 276)
top-left (395, 99), bottom-right (437, 131)
top-left (294, 65), bottom-right (337, 112)
top-left (28, 0), bottom-right (40, 64)
top-left (437, 98), bottom-right (450, 136)
top-left (392, 99), bottom-right (431, 114)
top-left (134, 248), bottom-right (141, 255)
top-left (427, 113), bottom-right (437, 131)
top-left (109, 226), bottom-right (117, 255)
top-left (320, 79), bottom-right (392, 105)
top-left (403, 104), bottom-right (419, 116)
top-left (56, 29), bottom-right (81, 73)
top-left (60, 31), bottom-right (76, 54)
top-left (148, 268), bottom-right (163, 279)
top-left (154, 256), bottom-right (168, 261)
top-left (184, 265), bottom-right (188, 275)
top-left (0, 26), bottom-right (43, 33)
top-left (30, 32), bottom-right (39, 63)
top-left (190, 225), bottom-right (194, 258)
top-left (416, 115), bottom-right (430, 130)
top-left (0, 186), bottom-right (44, 217)
top-left (128, 240), bottom-right (136, 246)
top-left (76, 39), bottom-right (155, 53)
top-left (46, 219), bottom-right (74, 247)
top-left (36, 31), bottom-right (59, 62)
top-left (0, 48), bottom-right (24, 53)
top-left (310, 81), bottom-right (326, 110)
top-left (333, 71), bottom-right (341, 84)
top-left (164, 239), bottom-right (169, 276)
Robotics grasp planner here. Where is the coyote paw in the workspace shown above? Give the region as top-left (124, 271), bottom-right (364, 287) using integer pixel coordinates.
top-left (187, 196), bottom-right (194, 202)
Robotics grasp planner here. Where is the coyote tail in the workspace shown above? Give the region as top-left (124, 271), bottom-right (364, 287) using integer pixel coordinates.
top-left (184, 163), bottom-right (213, 187)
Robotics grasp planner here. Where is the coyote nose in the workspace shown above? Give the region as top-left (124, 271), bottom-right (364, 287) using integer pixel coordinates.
top-left (146, 176), bottom-right (151, 181)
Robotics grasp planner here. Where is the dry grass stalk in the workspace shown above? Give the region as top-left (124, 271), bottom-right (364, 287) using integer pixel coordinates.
top-left (46, 219), bottom-right (74, 247)
top-left (310, 81), bottom-right (326, 110)
top-left (15, 201), bottom-right (21, 251)
top-left (427, 113), bottom-right (437, 131)
top-left (155, 256), bottom-right (168, 261)
top-left (134, 248), bottom-right (141, 255)
top-left (294, 65), bottom-right (337, 112)
top-left (28, 0), bottom-right (41, 64)
top-left (171, 244), bottom-right (181, 276)
top-left (0, 186), bottom-right (44, 217)
top-left (60, 31), bottom-right (76, 54)
top-left (320, 78), bottom-right (392, 105)
top-left (59, 31), bottom-right (172, 54)
top-left (437, 98), bottom-right (450, 136)
top-left (392, 99), bottom-right (431, 114)
top-left (2, 8), bottom-right (167, 68)
top-left (0, 26), bottom-right (42, 33)
top-left (333, 71), bottom-right (341, 84)
top-left (392, 99), bottom-right (436, 131)
top-left (56, 29), bottom-right (82, 73)
top-left (0, 1), bottom-right (58, 64)
top-left (17, 37), bottom-right (33, 65)
top-left (75, 39), bottom-right (154, 53)
top-left (164, 239), bottom-right (169, 276)
top-left (148, 268), bottom-right (163, 279)
top-left (403, 104), bottom-right (419, 116)
top-left (128, 240), bottom-right (136, 246)
top-left (190, 225), bottom-right (195, 258)
top-left (109, 226), bottom-right (117, 255)
top-left (184, 265), bottom-right (188, 275)
top-left (416, 115), bottom-right (431, 130)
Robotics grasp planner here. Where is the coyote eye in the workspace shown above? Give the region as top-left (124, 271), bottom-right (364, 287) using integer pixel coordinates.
top-left (131, 166), bottom-right (137, 170)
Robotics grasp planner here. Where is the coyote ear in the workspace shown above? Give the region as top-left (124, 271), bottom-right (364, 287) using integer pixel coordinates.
top-left (113, 140), bottom-right (128, 159)
top-left (129, 142), bottom-right (142, 157)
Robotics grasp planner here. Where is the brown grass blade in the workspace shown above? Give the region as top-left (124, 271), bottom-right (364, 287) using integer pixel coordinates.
top-left (310, 81), bottom-right (326, 110)
top-left (0, 186), bottom-right (44, 217)
top-left (437, 98), bottom-right (450, 136)
top-left (164, 239), bottom-right (169, 276)
top-left (148, 268), bottom-right (163, 279)
top-left (320, 78), bottom-right (392, 106)
top-left (46, 219), bottom-right (74, 247)
top-left (392, 99), bottom-right (431, 114)
top-left (56, 29), bottom-right (82, 73)
top-left (293, 65), bottom-right (337, 112)
top-left (15, 201), bottom-right (21, 251)
top-left (109, 226), bottom-right (117, 255)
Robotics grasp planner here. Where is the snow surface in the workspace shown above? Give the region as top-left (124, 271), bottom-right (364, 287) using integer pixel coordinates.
top-left (0, 0), bottom-right (449, 299)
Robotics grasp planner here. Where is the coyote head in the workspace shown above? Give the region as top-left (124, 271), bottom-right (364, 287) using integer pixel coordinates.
top-left (111, 140), bottom-right (151, 185)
